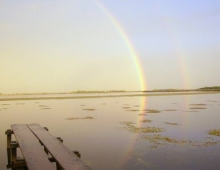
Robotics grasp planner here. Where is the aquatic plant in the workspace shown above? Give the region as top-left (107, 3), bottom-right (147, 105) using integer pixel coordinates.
top-left (165, 122), bottom-right (179, 126)
top-left (190, 104), bottom-right (206, 106)
top-left (189, 107), bottom-right (206, 109)
top-left (67, 116), bottom-right (94, 120)
top-left (120, 121), bottom-right (164, 133)
top-left (208, 129), bottom-right (220, 136)
top-left (144, 109), bottom-right (161, 113)
top-left (82, 108), bottom-right (96, 111)
top-left (140, 119), bottom-right (152, 123)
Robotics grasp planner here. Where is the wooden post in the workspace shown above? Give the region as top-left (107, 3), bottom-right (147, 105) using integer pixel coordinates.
top-left (57, 137), bottom-right (63, 143)
top-left (10, 141), bottom-right (18, 169)
top-left (56, 162), bottom-right (63, 170)
top-left (5, 129), bottom-right (13, 168)
top-left (73, 150), bottom-right (81, 158)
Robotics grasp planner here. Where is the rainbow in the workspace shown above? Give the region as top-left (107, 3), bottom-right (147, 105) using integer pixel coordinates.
top-left (93, 0), bottom-right (148, 168)
top-left (94, 0), bottom-right (146, 91)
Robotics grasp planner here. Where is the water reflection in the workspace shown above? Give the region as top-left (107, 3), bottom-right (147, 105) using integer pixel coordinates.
top-left (0, 93), bottom-right (220, 170)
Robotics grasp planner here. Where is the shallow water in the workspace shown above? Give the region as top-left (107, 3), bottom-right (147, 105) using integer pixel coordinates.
top-left (0, 93), bottom-right (220, 170)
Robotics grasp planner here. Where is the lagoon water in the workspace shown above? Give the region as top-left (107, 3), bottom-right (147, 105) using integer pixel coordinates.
top-left (0, 92), bottom-right (220, 170)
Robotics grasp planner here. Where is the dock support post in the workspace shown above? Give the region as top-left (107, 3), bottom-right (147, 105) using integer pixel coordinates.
top-left (10, 141), bottom-right (18, 169)
top-left (56, 162), bottom-right (63, 170)
top-left (5, 129), bottom-right (13, 168)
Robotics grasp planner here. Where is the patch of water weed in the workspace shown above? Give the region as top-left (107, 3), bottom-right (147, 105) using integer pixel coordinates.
top-left (122, 107), bottom-right (130, 109)
top-left (165, 122), bottom-right (179, 126)
top-left (183, 110), bottom-right (198, 112)
top-left (140, 119), bottom-right (152, 123)
top-left (189, 107), bottom-right (206, 109)
top-left (120, 122), bottom-right (164, 133)
top-left (144, 109), bottom-right (161, 113)
top-left (208, 129), bottom-right (220, 136)
top-left (190, 103), bottom-right (206, 106)
top-left (163, 109), bottom-right (177, 111)
top-left (82, 108), bottom-right (96, 111)
top-left (41, 107), bottom-right (51, 110)
top-left (126, 109), bottom-right (140, 112)
top-left (142, 135), bottom-right (188, 146)
top-left (120, 121), bottom-right (134, 126)
top-left (101, 103), bottom-right (106, 105)
top-left (66, 116), bottom-right (95, 120)
top-left (1, 104), bottom-right (10, 105)
top-left (39, 105), bottom-right (49, 107)
top-left (139, 113), bottom-right (147, 116)
top-left (142, 134), bottom-right (220, 148)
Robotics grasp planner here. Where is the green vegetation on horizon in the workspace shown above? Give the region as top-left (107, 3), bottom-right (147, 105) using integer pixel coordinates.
top-left (1, 86), bottom-right (220, 95)
top-left (198, 86), bottom-right (220, 91)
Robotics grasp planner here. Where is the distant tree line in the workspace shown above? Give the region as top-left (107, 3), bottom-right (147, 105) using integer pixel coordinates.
top-left (71, 90), bottom-right (126, 94)
top-left (151, 89), bottom-right (192, 92)
top-left (198, 86), bottom-right (220, 91)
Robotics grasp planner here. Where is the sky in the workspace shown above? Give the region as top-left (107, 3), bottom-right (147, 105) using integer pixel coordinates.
top-left (0, 0), bottom-right (220, 93)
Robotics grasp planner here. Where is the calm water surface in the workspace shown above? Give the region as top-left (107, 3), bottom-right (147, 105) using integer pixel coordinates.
top-left (0, 93), bottom-right (220, 170)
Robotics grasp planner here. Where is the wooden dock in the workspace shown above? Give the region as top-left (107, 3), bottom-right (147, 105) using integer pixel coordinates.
top-left (5, 124), bottom-right (92, 170)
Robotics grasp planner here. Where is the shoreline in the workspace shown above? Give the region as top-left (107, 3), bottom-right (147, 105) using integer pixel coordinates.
top-left (0, 91), bottom-right (219, 101)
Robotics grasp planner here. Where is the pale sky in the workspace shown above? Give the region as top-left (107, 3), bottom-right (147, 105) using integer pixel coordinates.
top-left (1, 0), bottom-right (220, 93)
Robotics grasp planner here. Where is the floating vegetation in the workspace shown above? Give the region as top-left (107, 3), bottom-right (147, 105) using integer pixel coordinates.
top-left (122, 107), bottom-right (130, 109)
top-left (127, 109), bottom-right (140, 112)
top-left (189, 107), bottom-right (206, 109)
top-left (119, 121), bottom-right (164, 133)
top-left (142, 134), bottom-right (188, 146)
top-left (183, 110), bottom-right (198, 112)
top-left (142, 134), bottom-right (220, 148)
top-left (41, 107), bottom-right (51, 110)
top-left (140, 119), bottom-right (152, 123)
top-left (38, 105), bottom-right (51, 109)
top-left (82, 108), bottom-right (96, 111)
top-left (190, 103), bottom-right (206, 106)
top-left (165, 122), bottom-right (179, 126)
top-left (102, 103), bottom-right (106, 105)
top-left (163, 109), bottom-right (177, 111)
top-left (39, 105), bottom-right (49, 107)
top-left (134, 105), bottom-right (140, 107)
top-left (208, 129), bottom-right (220, 136)
top-left (1, 104), bottom-right (10, 105)
top-left (144, 109), bottom-right (161, 113)
top-left (67, 116), bottom-right (95, 120)
top-left (139, 113), bottom-right (147, 116)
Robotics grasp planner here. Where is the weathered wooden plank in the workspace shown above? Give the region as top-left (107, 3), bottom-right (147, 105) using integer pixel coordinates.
top-left (28, 124), bottom-right (92, 170)
top-left (11, 124), bottom-right (55, 170)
